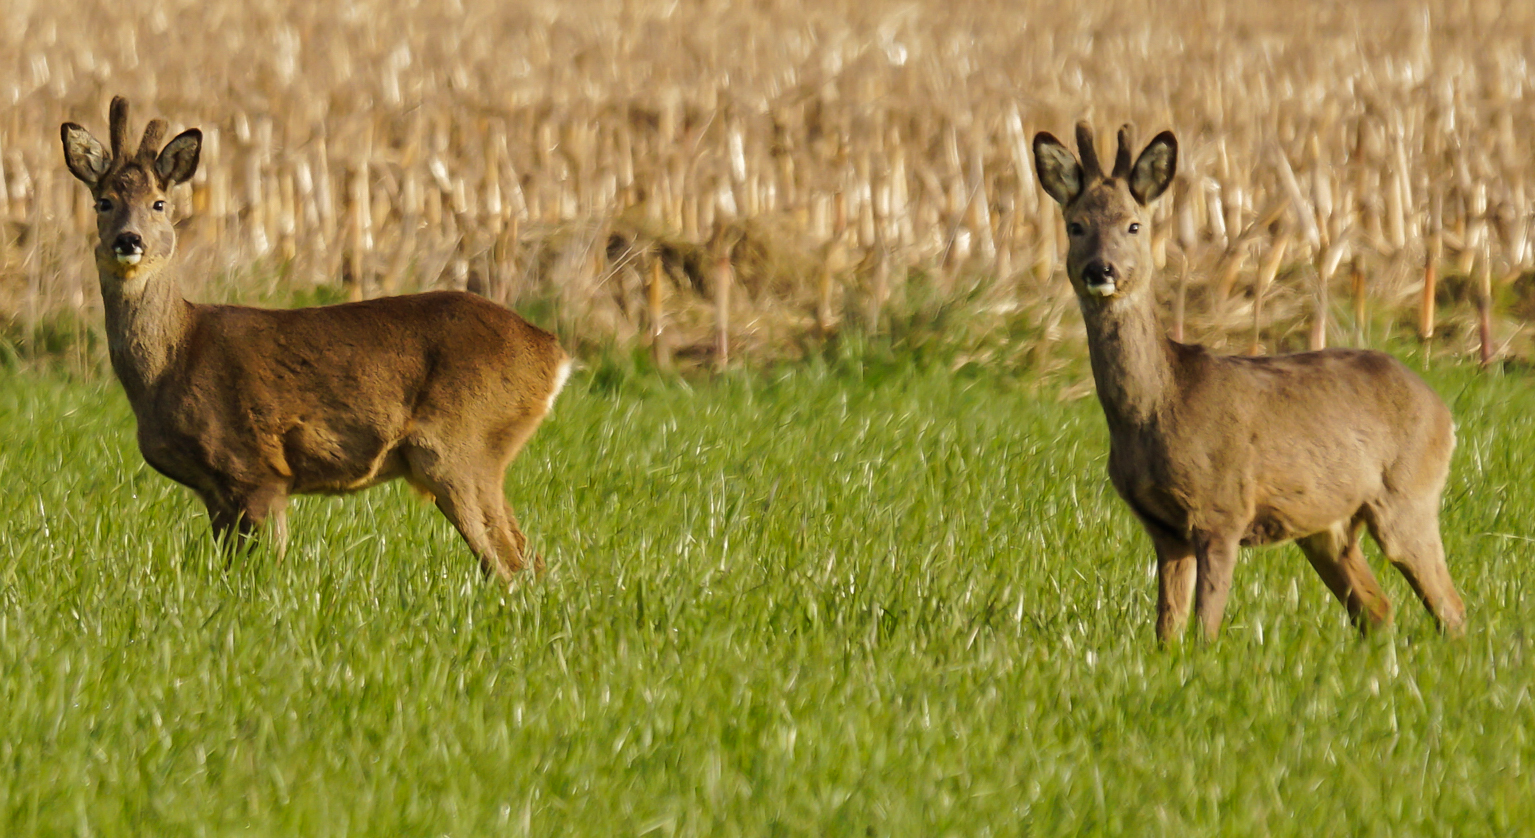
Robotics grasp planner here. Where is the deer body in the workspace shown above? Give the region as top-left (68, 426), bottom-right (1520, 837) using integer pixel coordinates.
top-left (1035, 123), bottom-right (1465, 641)
top-left (64, 97), bottom-right (569, 581)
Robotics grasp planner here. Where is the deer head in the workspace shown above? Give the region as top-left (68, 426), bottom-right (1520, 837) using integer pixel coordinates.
top-left (1033, 123), bottom-right (1177, 305)
top-left (61, 96), bottom-right (202, 290)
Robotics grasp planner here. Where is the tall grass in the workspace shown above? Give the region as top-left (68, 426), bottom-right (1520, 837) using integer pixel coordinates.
top-left (1, 356), bottom-right (1533, 834)
top-left (3, 0), bottom-right (1535, 367)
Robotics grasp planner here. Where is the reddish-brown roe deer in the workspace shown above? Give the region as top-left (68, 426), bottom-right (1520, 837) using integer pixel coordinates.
top-left (61, 96), bottom-right (571, 581)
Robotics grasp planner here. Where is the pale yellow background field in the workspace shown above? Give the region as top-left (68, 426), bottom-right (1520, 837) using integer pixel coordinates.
top-left (3, 0), bottom-right (1533, 361)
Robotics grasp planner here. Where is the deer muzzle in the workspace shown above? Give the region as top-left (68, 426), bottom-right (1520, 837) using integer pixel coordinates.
top-left (1080, 259), bottom-right (1117, 297)
top-left (112, 232), bottom-right (144, 265)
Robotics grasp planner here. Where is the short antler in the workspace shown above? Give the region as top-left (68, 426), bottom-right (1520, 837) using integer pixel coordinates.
top-left (1112, 124), bottom-right (1135, 179)
top-left (108, 96), bottom-right (131, 162)
top-left (137, 119), bottom-right (168, 165)
top-left (1074, 122), bottom-right (1102, 179)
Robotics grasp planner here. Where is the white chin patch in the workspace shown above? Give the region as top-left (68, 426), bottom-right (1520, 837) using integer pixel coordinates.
top-left (1086, 281), bottom-right (1116, 297)
top-left (116, 252), bottom-right (143, 266)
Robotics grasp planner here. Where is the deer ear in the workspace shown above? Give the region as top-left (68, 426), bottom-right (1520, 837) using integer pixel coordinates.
top-left (1129, 131), bottom-right (1177, 205)
top-left (155, 129), bottom-right (202, 187)
top-left (61, 123), bottom-right (110, 187)
top-left (1033, 132), bottom-right (1083, 206)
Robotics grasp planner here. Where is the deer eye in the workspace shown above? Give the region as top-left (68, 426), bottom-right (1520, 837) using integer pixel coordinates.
top-left (1067, 222), bottom-right (1085, 237)
top-left (153, 200), bottom-right (167, 212)
top-left (1128, 223), bottom-right (1141, 234)
top-left (95, 198), bottom-right (113, 213)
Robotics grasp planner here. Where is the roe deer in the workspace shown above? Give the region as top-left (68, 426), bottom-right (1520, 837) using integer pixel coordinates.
top-left (1032, 122), bottom-right (1465, 642)
top-left (61, 96), bottom-right (571, 582)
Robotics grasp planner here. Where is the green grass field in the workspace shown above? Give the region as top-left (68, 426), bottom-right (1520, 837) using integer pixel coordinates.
top-left (1, 352), bottom-right (1533, 836)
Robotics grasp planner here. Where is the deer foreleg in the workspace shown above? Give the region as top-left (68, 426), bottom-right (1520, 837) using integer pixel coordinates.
top-left (200, 485), bottom-right (288, 565)
top-left (1150, 531), bottom-right (1197, 645)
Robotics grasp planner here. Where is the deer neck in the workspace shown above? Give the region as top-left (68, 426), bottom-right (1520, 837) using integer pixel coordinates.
top-left (98, 258), bottom-right (193, 405)
top-left (1079, 287), bottom-right (1176, 430)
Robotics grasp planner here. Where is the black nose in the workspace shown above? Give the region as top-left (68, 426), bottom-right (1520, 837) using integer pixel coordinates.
top-left (113, 232), bottom-right (143, 254)
top-left (1082, 260), bottom-right (1116, 282)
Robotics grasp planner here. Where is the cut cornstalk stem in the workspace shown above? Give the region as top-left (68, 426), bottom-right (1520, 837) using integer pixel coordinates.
top-left (1421, 227), bottom-right (1442, 340)
top-left (714, 248), bottom-right (732, 371)
top-left (1251, 231), bottom-right (1291, 355)
top-left (648, 256), bottom-right (668, 367)
top-left (1351, 258), bottom-right (1367, 346)
top-left (1477, 248), bottom-right (1494, 367)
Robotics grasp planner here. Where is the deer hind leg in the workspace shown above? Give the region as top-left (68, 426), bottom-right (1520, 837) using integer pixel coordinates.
top-left (426, 476), bottom-right (502, 580)
top-left (1365, 499), bottom-right (1466, 636)
top-left (1193, 533), bottom-right (1241, 641)
top-left (479, 411), bottom-right (556, 576)
top-left (1296, 518), bottom-right (1392, 634)
top-left (405, 448), bottom-right (522, 583)
top-left (1148, 529), bottom-right (1196, 645)
top-left (481, 483), bottom-right (540, 576)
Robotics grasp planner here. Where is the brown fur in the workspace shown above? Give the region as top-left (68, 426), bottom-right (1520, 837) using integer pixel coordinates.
top-left (1034, 122), bottom-right (1466, 642)
top-left (61, 97), bottom-right (571, 582)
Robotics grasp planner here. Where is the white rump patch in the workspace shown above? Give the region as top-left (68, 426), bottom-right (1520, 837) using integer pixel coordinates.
top-left (546, 357), bottom-right (573, 414)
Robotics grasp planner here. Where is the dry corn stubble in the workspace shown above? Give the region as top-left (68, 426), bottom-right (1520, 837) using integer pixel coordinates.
top-left (4, 0), bottom-right (1535, 366)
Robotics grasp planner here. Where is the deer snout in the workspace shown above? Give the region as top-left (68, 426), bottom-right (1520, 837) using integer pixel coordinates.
top-left (112, 232), bottom-right (145, 265)
top-left (1080, 260), bottom-right (1117, 296)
